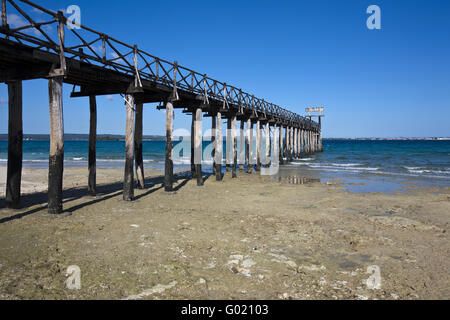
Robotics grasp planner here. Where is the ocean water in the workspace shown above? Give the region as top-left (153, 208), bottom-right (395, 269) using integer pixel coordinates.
top-left (1, 139), bottom-right (449, 190)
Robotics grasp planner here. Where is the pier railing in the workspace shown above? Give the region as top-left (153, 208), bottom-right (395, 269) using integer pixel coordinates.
top-left (0, 0), bottom-right (318, 129)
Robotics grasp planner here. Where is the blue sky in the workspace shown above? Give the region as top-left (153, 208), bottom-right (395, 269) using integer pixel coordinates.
top-left (0, 0), bottom-right (449, 138)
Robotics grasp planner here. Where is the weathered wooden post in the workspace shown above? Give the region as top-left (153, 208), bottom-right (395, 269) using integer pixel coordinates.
top-left (313, 130), bottom-right (316, 153)
top-left (305, 129), bottom-right (308, 154)
top-left (285, 126), bottom-right (290, 161)
top-left (255, 120), bottom-right (261, 171)
top-left (273, 124), bottom-right (279, 167)
top-left (211, 115), bottom-right (216, 175)
top-left (5, 81), bottom-right (22, 209)
top-left (318, 117), bottom-right (323, 152)
top-left (264, 123), bottom-right (270, 167)
top-left (232, 114), bottom-right (237, 178)
top-left (299, 128), bottom-right (303, 157)
top-left (294, 127), bottom-right (298, 158)
top-left (1, 0), bottom-right (8, 40)
top-left (308, 130), bottom-right (312, 154)
top-left (304, 130), bottom-right (308, 154)
top-left (190, 110), bottom-right (196, 178)
top-left (246, 119), bottom-right (252, 173)
top-left (239, 120), bottom-right (245, 171)
top-left (284, 126), bottom-right (289, 160)
top-left (48, 77), bottom-right (64, 213)
top-left (194, 106), bottom-right (203, 186)
top-left (123, 94), bottom-right (135, 200)
top-left (226, 118), bottom-right (232, 172)
top-left (1, 0), bottom-right (7, 28)
top-left (215, 111), bottom-right (223, 180)
top-left (134, 102), bottom-right (145, 189)
top-left (292, 127), bottom-right (295, 158)
top-left (164, 99), bottom-right (174, 191)
top-left (279, 125), bottom-right (284, 165)
top-left (88, 95), bottom-right (97, 196)
top-left (306, 130), bottom-right (309, 154)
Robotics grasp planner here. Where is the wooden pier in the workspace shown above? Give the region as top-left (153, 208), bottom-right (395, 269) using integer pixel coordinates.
top-left (1, 0), bottom-right (323, 213)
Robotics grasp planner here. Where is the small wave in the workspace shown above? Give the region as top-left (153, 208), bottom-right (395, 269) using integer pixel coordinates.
top-left (298, 158), bottom-right (314, 161)
top-left (404, 166), bottom-right (421, 170)
top-left (307, 164), bottom-right (379, 171)
top-left (331, 163), bottom-right (362, 167)
top-left (288, 162), bottom-right (311, 166)
top-left (407, 169), bottom-right (450, 175)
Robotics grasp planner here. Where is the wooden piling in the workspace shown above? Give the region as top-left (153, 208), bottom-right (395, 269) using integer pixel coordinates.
top-left (319, 117), bottom-right (323, 152)
top-left (255, 120), bottom-right (261, 171)
top-left (88, 95), bottom-right (97, 196)
top-left (299, 129), bottom-right (303, 157)
top-left (239, 120), bottom-right (245, 171)
top-left (190, 110), bottom-right (196, 178)
top-left (294, 127), bottom-right (298, 158)
top-left (232, 115), bottom-right (237, 178)
top-left (123, 94), bottom-right (135, 200)
top-left (265, 123), bottom-right (270, 167)
top-left (284, 126), bottom-right (288, 160)
top-left (291, 127), bottom-right (295, 158)
top-left (211, 115), bottom-right (216, 175)
top-left (134, 102), bottom-right (145, 189)
top-left (215, 111), bottom-right (223, 180)
top-left (48, 77), bottom-right (64, 214)
top-left (164, 100), bottom-right (174, 191)
top-left (279, 125), bottom-right (284, 165)
top-left (246, 119), bottom-right (252, 173)
top-left (273, 124), bottom-right (278, 166)
top-left (226, 118), bottom-right (231, 172)
top-left (194, 106), bottom-right (203, 186)
top-left (5, 81), bottom-right (22, 209)
top-left (285, 126), bottom-right (290, 161)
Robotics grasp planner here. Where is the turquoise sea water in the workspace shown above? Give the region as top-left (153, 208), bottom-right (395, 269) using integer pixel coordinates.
top-left (1, 139), bottom-right (449, 191)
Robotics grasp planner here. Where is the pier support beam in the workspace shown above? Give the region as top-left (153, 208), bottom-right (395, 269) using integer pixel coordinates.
top-left (273, 124), bottom-right (279, 167)
top-left (245, 119), bottom-right (252, 173)
top-left (211, 115), bottom-right (216, 175)
top-left (284, 126), bottom-right (288, 160)
top-left (318, 117), bottom-right (323, 152)
top-left (239, 120), bottom-right (245, 171)
top-left (264, 123), bottom-right (270, 167)
top-left (279, 125), bottom-right (283, 165)
top-left (88, 95), bottom-right (97, 196)
top-left (226, 118), bottom-right (232, 172)
top-left (294, 127), bottom-right (298, 158)
top-left (194, 106), bottom-right (203, 186)
top-left (164, 100), bottom-right (174, 191)
top-left (232, 115), bottom-right (237, 178)
top-left (289, 127), bottom-right (294, 161)
top-left (5, 81), bottom-right (22, 209)
top-left (215, 111), bottom-right (223, 180)
top-left (308, 130), bottom-right (312, 154)
top-left (48, 77), bottom-right (64, 214)
top-left (123, 94), bottom-right (135, 200)
top-left (300, 129), bottom-right (304, 157)
top-left (255, 120), bottom-right (261, 171)
top-left (135, 103), bottom-right (145, 189)
top-left (190, 110), bottom-right (196, 178)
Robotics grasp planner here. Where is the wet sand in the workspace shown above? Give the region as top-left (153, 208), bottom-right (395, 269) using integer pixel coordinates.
top-left (0, 166), bottom-right (449, 299)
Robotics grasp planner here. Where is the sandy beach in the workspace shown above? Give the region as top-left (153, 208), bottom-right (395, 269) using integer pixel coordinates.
top-left (0, 166), bottom-right (449, 300)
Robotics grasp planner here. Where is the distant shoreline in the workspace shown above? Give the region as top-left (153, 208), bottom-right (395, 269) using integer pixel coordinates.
top-left (0, 134), bottom-right (449, 141)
